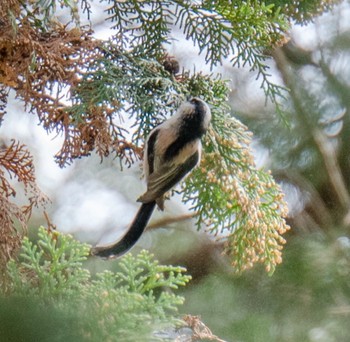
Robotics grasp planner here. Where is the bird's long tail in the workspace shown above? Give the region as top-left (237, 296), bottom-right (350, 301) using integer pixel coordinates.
top-left (91, 201), bottom-right (156, 259)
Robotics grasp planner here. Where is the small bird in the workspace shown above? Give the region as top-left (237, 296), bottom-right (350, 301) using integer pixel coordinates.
top-left (92, 98), bottom-right (211, 258)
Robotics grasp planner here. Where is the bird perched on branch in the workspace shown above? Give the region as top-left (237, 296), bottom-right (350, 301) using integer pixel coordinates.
top-left (92, 97), bottom-right (211, 259)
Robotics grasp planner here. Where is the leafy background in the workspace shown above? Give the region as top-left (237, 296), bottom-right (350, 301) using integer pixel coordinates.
top-left (2, 0), bottom-right (350, 341)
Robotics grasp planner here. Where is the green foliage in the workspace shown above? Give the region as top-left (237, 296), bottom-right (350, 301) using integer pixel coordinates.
top-left (73, 52), bottom-right (290, 273)
top-left (266, 0), bottom-right (341, 23)
top-left (241, 19), bottom-right (350, 232)
top-left (1, 0), bottom-right (339, 274)
top-left (106, 0), bottom-right (288, 104)
top-left (70, 46), bottom-right (184, 146)
top-left (7, 227), bottom-right (90, 298)
top-left (106, 0), bottom-right (173, 57)
top-left (179, 74), bottom-right (289, 273)
top-left (102, 0), bottom-right (335, 113)
top-left (60, 0), bottom-right (306, 272)
top-left (0, 297), bottom-right (85, 342)
top-left (183, 234), bottom-right (350, 341)
top-left (21, 0), bottom-right (82, 30)
top-left (4, 227), bottom-right (191, 341)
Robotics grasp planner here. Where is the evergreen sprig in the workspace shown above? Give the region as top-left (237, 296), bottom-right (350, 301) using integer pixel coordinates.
top-left (6, 227), bottom-right (90, 298)
top-left (116, 251), bottom-right (191, 294)
top-left (266, 0), bottom-right (341, 23)
top-left (21, 0), bottom-right (81, 30)
top-left (107, 0), bottom-right (174, 57)
top-left (5, 228), bottom-right (190, 340)
top-left (176, 75), bottom-right (290, 274)
top-left (103, 0), bottom-right (335, 121)
top-left (106, 0), bottom-right (289, 99)
top-left (70, 45), bottom-right (184, 146)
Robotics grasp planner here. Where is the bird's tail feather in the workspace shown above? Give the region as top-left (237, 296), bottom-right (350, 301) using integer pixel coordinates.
top-left (91, 201), bottom-right (156, 259)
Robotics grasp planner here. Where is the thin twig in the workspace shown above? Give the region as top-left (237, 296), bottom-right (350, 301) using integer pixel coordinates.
top-left (146, 212), bottom-right (196, 230)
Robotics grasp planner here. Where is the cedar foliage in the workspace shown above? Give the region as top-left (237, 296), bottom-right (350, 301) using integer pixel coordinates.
top-left (0, 0), bottom-right (339, 273)
top-left (3, 227), bottom-right (192, 341)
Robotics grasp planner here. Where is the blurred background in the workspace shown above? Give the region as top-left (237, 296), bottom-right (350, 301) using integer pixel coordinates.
top-left (2, 1), bottom-right (350, 341)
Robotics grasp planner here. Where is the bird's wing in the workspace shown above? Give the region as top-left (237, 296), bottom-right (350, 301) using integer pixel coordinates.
top-left (137, 150), bottom-right (199, 204)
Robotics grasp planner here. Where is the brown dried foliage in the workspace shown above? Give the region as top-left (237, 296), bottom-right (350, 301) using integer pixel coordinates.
top-left (0, 1), bottom-right (143, 269)
top-left (0, 11), bottom-right (140, 166)
top-left (1, 21), bottom-right (97, 162)
top-left (0, 140), bottom-right (47, 270)
top-left (0, 0), bottom-right (21, 21)
top-left (183, 315), bottom-right (226, 342)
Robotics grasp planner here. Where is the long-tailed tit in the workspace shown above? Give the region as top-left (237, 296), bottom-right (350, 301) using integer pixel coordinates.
top-left (92, 98), bottom-right (211, 258)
